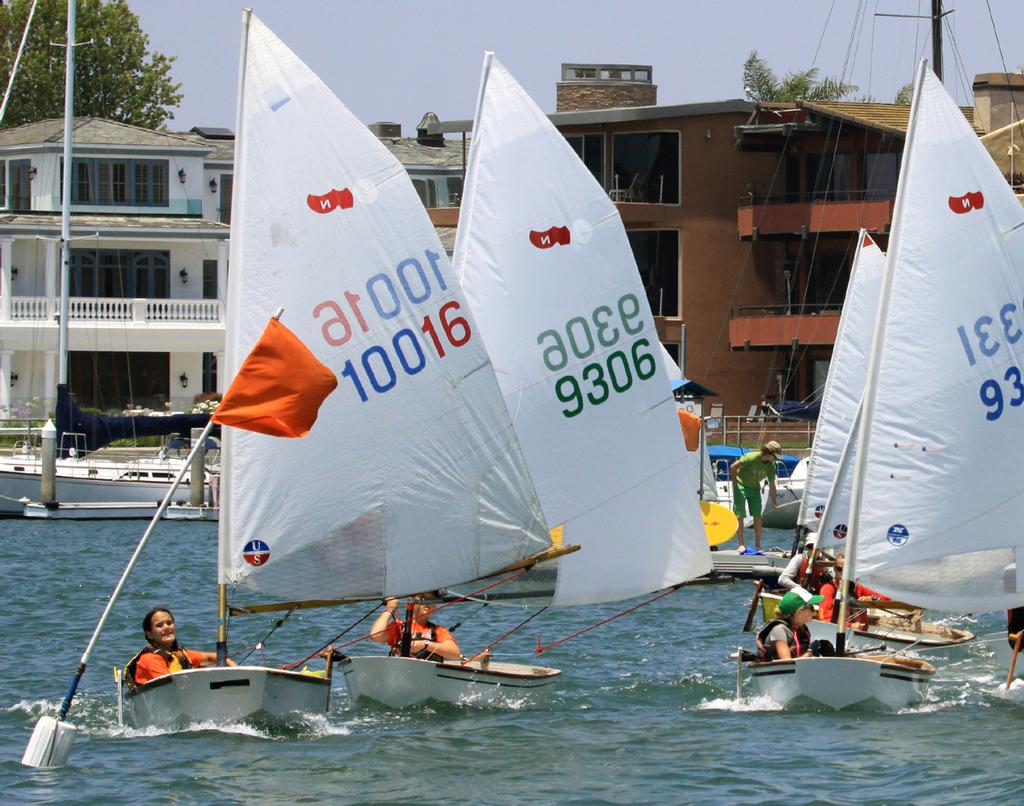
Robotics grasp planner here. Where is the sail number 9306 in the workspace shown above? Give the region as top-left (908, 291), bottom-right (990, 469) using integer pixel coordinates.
top-left (536, 293), bottom-right (656, 418)
top-left (979, 365), bottom-right (1024, 421)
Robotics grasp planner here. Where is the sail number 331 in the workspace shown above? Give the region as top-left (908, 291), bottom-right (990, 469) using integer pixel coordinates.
top-left (537, 293), bottom-right (656, 418)
top-left (956, 302), bottom-right (1024, 421)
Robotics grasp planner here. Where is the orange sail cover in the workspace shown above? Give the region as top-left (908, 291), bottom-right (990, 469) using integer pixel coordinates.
top-left (212, 318), bottom-right (337, 438)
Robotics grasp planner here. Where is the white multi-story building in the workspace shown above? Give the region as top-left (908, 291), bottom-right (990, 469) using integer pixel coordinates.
top-left (0, 116), bottom-right (463, 416)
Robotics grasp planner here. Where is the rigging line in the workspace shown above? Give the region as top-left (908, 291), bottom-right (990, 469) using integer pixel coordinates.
top-left (463, 606), bottom-right (548, 665)
top-left (810, 0), bottom-right (839, 71)
top-left (234, 604), bottom-right (299, 664)
top-left (941, 15), bottom-right (971, 105)
top-left (983, 0), bottom-right (1022, 128)
top-left (282, 567), bottom-right (531, 669)
top-left (535, 583), bottom-right (683, 655)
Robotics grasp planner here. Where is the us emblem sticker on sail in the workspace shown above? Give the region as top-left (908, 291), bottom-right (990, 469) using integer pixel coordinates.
top-left (886, 524), bottom-right (910, 547)
top-left (814, 504), bottom-right (825, 520)
top-left (832, 523), bottom-right (847, 540)
top-left (243, 539), bottom-right (272, 566)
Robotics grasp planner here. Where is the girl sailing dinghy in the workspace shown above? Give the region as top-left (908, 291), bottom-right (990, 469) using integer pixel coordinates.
top-left (23, 11), bottom-right (568, 765)
top-left (342, 54), bottom-right (712, 705)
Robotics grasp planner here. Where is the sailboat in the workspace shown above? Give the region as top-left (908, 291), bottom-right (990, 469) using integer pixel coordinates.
top-left (23, 12), bottom-right (567, 763)
top-left (744, 58), bottom-right (1020, 708)
top-left (339, 54), bottom-right (712, 706)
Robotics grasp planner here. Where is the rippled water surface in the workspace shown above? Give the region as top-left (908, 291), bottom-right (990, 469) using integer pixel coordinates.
top-left (1, 521), bottom-right (1022, 804)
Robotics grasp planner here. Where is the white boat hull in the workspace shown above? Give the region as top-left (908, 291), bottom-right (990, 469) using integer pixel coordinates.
top-left (760, 496), bottom-right (802, 529)
top-left (0, 468), bottom-right (207, 515)
top-left (747, 655), bottom-right (933, 710)
top-left (124, 666), bottom-right (330, 728)
top-left (340, 655), bottom-right (560, 707)
top-left (710, 549), bottom-right (790, 579)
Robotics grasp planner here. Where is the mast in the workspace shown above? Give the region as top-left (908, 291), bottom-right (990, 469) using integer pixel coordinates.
top-left (58, 0), bottom-right (75, 384)
top-left (931, 0), bottom-right (943, 83)
top-left (834, 60), bottom-right (928, 655)
top-left (216, 7), bottom-right (252, 665)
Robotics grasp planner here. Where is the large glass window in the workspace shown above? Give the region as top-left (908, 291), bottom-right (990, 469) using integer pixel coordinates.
top-left (70, 158), bottom-right (170, 206)
top-left (807, 153), bottom-right (851, 201)
top-left (218, 174), bottom-right (232, 224)
top-left (411, 174), bottom-right (462, 208)
top-left (612, 132), bottom-right (679, 204)
top-left (865, 151), bottom-right (900, 200)
top-left (627, 229), bottom-right (679, 316)
top-left (202, 352), bottom-right (218, 394)
top-left (565, 133), bottom-right (605, 186)
top-left (70, 249), bottom-right (170, 298)
top-left (0, 160), bottom-right (7, 208)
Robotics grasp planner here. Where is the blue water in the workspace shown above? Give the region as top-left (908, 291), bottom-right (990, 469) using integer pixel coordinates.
top-left (1, 520), bottom-right (1022, 804)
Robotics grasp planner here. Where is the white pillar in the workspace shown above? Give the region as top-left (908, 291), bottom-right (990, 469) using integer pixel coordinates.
top-left (45, 238), bottom-right (58, 307)
top-left (0, 350), bottom-right (11, 412)
top-left (0, 236), bottom-right (13, 322)
top-left (215, 351), bottom-right (224, 393)
top-left (217, 239), bottom-right (229, 303)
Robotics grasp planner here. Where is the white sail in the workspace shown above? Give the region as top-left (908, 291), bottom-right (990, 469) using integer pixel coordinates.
top-left (452, 55), bottom-right (711, 606)
top-left (218, 19), bottom-right (550, 601)
top-left (799, 231), bottom-right (885, 552)
top-left (853, 66), bottom-right (1024, 612)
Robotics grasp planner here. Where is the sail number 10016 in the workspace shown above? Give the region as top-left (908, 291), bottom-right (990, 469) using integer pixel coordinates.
top-left (537, 293), bottom-right (657, 418)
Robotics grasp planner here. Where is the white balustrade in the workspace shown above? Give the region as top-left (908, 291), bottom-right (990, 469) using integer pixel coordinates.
top-left (7, 297), bottom-right (222, 323)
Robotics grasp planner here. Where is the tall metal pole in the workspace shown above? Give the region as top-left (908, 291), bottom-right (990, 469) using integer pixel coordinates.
top-left (58, 0), bottom-right (75, 383)
top-left (931, 0), bottom-right (943, 83)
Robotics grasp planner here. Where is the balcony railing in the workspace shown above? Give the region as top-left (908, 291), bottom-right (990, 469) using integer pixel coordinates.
top-left (7, 296), bottom-right (222, 323)
top-left (731, 303), bottom-right (842, 318)
top-left (738, 189), bottom-right (896, 207)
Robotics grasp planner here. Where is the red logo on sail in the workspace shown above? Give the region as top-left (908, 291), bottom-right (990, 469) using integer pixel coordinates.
top-left (307, 187), bottom-right (354, 214)
top-left (948, 191), bottom-right (984, 214)
top-left (243, 539), bottom-right (271, 566)
top-left (529, 226), bottom-right (571, 249)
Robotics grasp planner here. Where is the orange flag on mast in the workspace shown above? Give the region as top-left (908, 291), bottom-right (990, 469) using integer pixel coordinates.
top-left (212, 318), bottom-right (337, 438)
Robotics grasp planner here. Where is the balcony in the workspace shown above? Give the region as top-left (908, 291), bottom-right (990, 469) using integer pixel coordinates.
top-left (729, 304), bottom-right (841, 349)
top-left (5, 297), bottom-right (223, 324)
top-left (738, 191), bottom-right (895, 239)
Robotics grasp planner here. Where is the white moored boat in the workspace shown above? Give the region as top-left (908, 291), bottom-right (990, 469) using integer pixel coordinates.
top-left (341, 656), bottom-right (560, 708)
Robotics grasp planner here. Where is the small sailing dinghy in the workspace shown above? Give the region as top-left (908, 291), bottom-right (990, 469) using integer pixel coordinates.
top-left (341, 54), bottom-right (712, 705)
top-left (746, 59), bottom-right (1024, 708)
top-left (23, 13), bottom-right (566, 764)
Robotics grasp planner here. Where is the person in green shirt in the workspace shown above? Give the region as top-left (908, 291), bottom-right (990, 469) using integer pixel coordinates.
top-left (730, 440), bottom-right (781, 552)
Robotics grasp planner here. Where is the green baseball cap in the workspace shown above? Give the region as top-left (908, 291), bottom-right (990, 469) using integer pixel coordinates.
top-left (778, 590), bottom-right (824, 616)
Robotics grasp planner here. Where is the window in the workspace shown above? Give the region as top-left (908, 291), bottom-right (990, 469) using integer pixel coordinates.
top-left (626, 229), bottom-right (679, 317)
top-left (807, 153), bottom-right (851, 202)
top-left (807, 251), bottom-right (848, 306)
top-left (411, 175), bottom-right (462, 208)
top-left (134, 160), bottom-right (168, 205)
top-left (412, 178), bottom-right (437, 208)
top-left (0, 160), bottom-right (6, 208)
top-left (612, 132), bottom-right (679, 204)
top-left (218, 174), bottom-right (232, 223)
top-left (202, 352), bottom-right (218, 393)
top-left (565, 133), bottom-right (605, 186)
top-left (70, 158), bottom-right (170, 206)
top-left (10, 159), bottom-right (31, 211)
top-left (202, 259), bottom-right (218, 299)
top-left (70, 249), bottom-right (170, 298)
top-left (865, 151), bottom-right (900, 200)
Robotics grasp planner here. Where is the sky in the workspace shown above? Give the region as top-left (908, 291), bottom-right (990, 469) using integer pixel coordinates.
top-left (125, 0), bottom-right (1024, 135)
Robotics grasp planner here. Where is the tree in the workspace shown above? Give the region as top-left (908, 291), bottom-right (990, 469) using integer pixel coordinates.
top-left (894, 83), bottom-right (913, 104)
top-left (0, 0), bottom-right (182, 130)
top-left (743, 50), bottom-right (857, 103)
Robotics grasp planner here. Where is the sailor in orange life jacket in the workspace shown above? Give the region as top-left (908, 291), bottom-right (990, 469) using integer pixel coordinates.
top-left (126, 607), bottom-right (236, 687)
top-left (370, 597), bottom-right (462, 661)
top-left (817, 554), bottom-right (889, 626)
